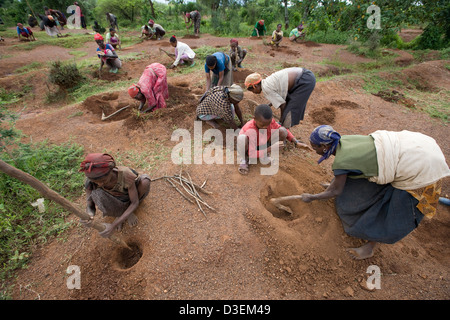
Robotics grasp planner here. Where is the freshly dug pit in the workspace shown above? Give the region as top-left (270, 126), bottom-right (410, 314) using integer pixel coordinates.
top-left (115, 242), bottom-right (143, 270)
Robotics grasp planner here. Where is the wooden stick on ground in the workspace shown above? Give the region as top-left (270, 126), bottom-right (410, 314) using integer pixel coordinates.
top-left (270, 195), bottom-right (304, 214)
top-left (101, 105), bottom-right (131, 121)
top-left (0, 160), bottom-right (130, 249)
top-left (152, 172), bottom-right (215, 216)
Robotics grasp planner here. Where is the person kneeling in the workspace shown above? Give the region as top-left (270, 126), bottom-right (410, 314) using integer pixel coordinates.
top-left (237, 104), bottom-right (310, 175)
top-left (79, 153), bottom-right (151, 238)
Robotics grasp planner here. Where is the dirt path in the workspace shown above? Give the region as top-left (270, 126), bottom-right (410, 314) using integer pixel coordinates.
top-left (2, 29), bottom-right (449, 301)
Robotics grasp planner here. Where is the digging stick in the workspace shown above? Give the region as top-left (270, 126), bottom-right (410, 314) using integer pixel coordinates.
top-left (0, 160), bottom-right (130, 249)
top-left (101, 105), bottom-right (131, 120)
top-left (159, 48), bottom-right (175, 60)
top-left (270, 195), bottom-right (304, 214)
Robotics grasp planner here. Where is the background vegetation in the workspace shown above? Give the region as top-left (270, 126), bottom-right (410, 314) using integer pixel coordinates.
top-left (0, 0), bottom-right (449, 50)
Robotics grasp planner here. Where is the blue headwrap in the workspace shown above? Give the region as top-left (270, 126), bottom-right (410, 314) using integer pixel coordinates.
top-left (309, 125), bottom-right (341, 164)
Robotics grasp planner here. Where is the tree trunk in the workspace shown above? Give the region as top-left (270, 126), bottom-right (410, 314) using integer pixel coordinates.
top-left (284, 0), bottom-right (289, 30)
top-left (148, 0), bottom-right (156, 18)
top-left (0, 159), bottom-right (130, 249)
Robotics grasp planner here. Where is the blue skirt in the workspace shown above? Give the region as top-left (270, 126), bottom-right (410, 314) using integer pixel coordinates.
top-left (335, 178), bottom-right (424, 244)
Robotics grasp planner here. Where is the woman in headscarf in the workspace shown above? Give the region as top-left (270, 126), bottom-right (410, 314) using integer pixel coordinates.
top-left (229, 38), bottom-right (247, 71)
top-left (289, 24), bottom-right (305, 42)
top-left (148, 19), bottom-right (165, 40)
top-left (43, 15), bottom-right (62, 37)
top-left (184, 10), bottom-right (201, 37)
top-left (128, 63), bottom-right (169, 113)
top-left (300, 125), bottom-right (450, 259)
top-left (95, 33), bottom-right (121, 73)
top-left (79, 153), bottom-right (151, 238)
top-left (251, 20), bottom-right (266, 37)
top-left (244, 67), bottom-right (315, 129)
top-left (196, 84), bottom-right (244, 129)
top-left (16, 23), bottom-right (36, 41)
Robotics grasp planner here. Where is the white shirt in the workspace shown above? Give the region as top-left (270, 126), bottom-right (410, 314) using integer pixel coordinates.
top-left (261, 67), bottom-right (303, 108)
top-left (173, 41), bottom-right (196, 66)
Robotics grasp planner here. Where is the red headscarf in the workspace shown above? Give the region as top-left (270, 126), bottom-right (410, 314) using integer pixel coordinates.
top-left (230, 38), bottom-right (238, 45)
top-left (94, 33), bottom-right (103, 41)
top-left (258, 20), bottom-right (264, 26)
top-left (148, 19), bottom-right (154, 25)
top-left (79, 153), bottom-right (115, 178)
top-left (128, 84), bottom-right (140, 98)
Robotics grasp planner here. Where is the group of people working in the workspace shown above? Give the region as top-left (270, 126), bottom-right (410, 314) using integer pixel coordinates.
top-left (252, 20), bottom-right (306, 46)
top-left (83, 15), bottom-right (449, 262)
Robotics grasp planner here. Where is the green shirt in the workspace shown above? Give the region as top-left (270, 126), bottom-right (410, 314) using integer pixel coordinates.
top-left (332, 135), bottom-right (378, 178)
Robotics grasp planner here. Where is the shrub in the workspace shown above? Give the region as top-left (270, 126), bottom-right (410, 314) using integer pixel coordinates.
top-left (48, 61), bottom-right (83, 90)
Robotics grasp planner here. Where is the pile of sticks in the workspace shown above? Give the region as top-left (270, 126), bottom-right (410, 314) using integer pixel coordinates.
top-left (151, 171), bottom-right (215, 217)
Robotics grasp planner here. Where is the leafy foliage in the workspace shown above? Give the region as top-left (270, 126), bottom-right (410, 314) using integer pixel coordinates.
top-left (48, 61), bottom-right (84, 90)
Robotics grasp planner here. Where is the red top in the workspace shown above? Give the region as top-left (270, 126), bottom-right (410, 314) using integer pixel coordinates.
top-left (239, 119), bottom-right (295, 158)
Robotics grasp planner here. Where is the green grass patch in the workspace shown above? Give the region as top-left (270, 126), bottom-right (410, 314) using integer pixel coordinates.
top-left (14, 62), bottom-right (45, 74)
top-left (0, 140), bottom-right (85, 296)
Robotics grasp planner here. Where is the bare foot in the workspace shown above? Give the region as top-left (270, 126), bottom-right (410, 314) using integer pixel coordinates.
top-left (346, 242), bottom-right (376, 260)
top-left (127, 213), bottom-right (138, 227)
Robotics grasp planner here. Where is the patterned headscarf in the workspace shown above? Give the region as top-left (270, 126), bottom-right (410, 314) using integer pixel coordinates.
top-left (309, 125), bottom-right (341, 164)
top-left (79, 153), bottom-right (116, 178)
top-left (244, 73), bottom-right (262, 88)
top-left (258, 20), bottom-right (264, 26)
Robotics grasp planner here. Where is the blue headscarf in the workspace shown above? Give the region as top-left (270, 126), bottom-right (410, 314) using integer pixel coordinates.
top-left (309, 125), bottom-right (341, 164)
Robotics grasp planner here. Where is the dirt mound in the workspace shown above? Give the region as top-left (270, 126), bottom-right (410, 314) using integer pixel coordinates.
top-left (182, 35), bottom-right (200, 39)
top-left (233, 68), bottom-right (254, 84)
top-left (310, 106), bottom-right (336, 124)
top-left (315, 65), bottom-right (352, 77)
top-left (302, 41), bottom-right (322, 47)
top-left (267, 45), bottom-right (299, 57)
top-left (373, 90), bottom-right (416, 109)
top-left (82, 91), bottom-right (135, 122)
top-left (91, 69), bottom-right (129, 81)
top-left (330, 99), bottom-right (361, 109)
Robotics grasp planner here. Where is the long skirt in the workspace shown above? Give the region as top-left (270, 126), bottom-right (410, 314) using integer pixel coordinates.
top-left (281, 69), bottom-right (316, 128)
top-left (45, 25), bottom-right (59, 37)
top-left (335, 178), bottom-right (424, 244)
top-left (87, 175), bottom-right (150, 218)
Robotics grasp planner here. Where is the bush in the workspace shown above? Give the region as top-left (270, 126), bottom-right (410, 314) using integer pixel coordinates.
top-left (48, 61), bottom-right (83, 90)
top-left (416, 24), bottom-right (447, 50)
